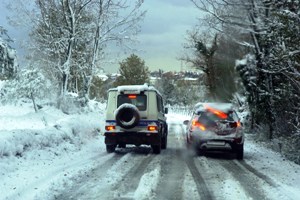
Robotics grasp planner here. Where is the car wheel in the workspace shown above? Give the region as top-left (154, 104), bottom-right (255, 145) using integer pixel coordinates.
top-left (106, 145), bottom-right (116, 153)
top-left (152, 144), bottom-right (161, 154)
top-left (196, 148), bottom-right (205, 156)
top-left (236, 144), bottom-right (244, 160)
top-left (115, 104), bottom-right (140, 129)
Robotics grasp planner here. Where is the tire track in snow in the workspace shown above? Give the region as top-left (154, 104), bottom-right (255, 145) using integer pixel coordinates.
top-left (185, 156), bottom-right (213, 200)
top-left (55, 152), bottom-right (128, 200)
top-left (155, 148), bottom-right (186, 200)
top-left (195, 156), bottom-right (250, 200)
top-left (110, 151), bottom-right (155, 199)
top-left (237, 160), bottom-right (278, 187)
top-left (218, 159), bottom-right (270, 200)
top-left (176, 122), bottom-right (213, 200)
top-left (154, 124), bottom-right (187, 200)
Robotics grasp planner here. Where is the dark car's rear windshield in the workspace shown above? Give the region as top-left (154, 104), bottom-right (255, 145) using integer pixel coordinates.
top-left (117, 94), bottom-right (147, 111)
top-left (197, 110), bottom-right (234, 127)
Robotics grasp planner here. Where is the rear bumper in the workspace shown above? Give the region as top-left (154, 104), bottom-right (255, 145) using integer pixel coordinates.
top-left (104, 132), bottom-right (161, 146)
top-left (188, 133), bottom-right (243, 151)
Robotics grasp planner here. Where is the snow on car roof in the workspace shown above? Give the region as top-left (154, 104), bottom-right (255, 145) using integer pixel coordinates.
top-left (194, 102), bottom-right (234, 113)
top-left (108, 83), bottom-right (161, 95)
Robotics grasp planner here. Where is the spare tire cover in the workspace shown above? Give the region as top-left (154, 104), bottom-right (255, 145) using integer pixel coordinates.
top-left (115, 103), bottom-right (140, 129)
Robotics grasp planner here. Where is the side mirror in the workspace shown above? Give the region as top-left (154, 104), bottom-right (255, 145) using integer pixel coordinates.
top-left (164, 107), bottom-right (168, 114)
top-left (183, 120), bottom-right (189, 125)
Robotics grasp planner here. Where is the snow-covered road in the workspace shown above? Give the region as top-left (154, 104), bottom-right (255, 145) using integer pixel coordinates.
top-left (1, 104), bottom-right (300, 200)
top-left (55, 120), bottom-right (300, 200)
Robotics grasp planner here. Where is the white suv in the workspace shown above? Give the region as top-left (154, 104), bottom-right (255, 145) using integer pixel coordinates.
top-left (104, 84), bottom-right (168, 154)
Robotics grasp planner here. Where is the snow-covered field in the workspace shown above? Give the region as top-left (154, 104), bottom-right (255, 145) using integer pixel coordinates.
top-left (0, 103), bottom-right (300, 200)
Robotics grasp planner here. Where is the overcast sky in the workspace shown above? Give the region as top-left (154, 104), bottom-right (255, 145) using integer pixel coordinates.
top-left (137, 0), bottom-right (201, 72)
top-left (0, 0), bottom-right (201, 73)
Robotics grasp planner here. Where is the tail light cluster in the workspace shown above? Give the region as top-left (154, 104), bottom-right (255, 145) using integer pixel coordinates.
top-left (105, 123), bottom-right (158, 132)
top-left (191, 119), bottom-right (206, 131)
top-left (147, 125), bottom-right (158, 131)
top-left (230, 121), bottom-right (241, 128)
top-left (191, 119), bottom-right (241, 132)
top-left (105, 125), bottom-right (116, 131)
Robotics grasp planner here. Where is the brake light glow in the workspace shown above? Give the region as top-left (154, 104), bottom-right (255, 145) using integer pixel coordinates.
top-left (105, 125), bottom-right (116, 131)
top-left (237, 121), bottom-right (241, 127)
top-left (148, 125), bottom-right (158, 131)
top-left (204, 105), bottom-right (228, 119)
top-left (192, 120), bottom-right (206, 131)
top-left (128, 95), bottom-right (137, 99)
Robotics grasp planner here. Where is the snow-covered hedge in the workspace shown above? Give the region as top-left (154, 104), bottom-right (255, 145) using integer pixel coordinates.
top-left (0, 102), bottom-right (106, 159)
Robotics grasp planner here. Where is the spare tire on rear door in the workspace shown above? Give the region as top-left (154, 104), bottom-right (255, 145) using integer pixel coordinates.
top-left (115, 103), bottom-right (140, 129)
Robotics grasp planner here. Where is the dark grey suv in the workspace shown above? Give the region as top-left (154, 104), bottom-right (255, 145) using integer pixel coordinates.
top-left (184, 103), bottom-right (244, 159)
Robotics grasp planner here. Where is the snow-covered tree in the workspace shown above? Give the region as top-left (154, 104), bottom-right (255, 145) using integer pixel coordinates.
top-left (114, 54), bottom-right (149, 86)
top-left (1, 68), bottom-right (51, 111)
top-left (7, 0), bottom-right (145, 103)
top-left (263, 1), bottom-right (300, 138)
top-left (155, 76), bottom-right (177, 105)
top-left (181, 31), bottom-right (219, 100)
top-left (176, 80), bottom-right (206, 106)
top-left (191, 0), bottom-right (300, 140)
top-left (27, 0), bottom-right (95, 100)
top-left (83, 0), bottom-right (145, 100)
top-left (181, 29), bottom-right (243, 102)
top-left (0, 26), bottom-right (18, 80)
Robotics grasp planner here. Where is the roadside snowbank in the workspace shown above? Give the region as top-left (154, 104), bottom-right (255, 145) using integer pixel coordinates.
top-left (0, 103), bottom-right (105, 157)
top-left (0, 102), bottom-right (107, 200)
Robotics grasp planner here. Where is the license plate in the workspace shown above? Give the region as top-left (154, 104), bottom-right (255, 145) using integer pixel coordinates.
top-left (207, 141), bottom-right (225, 146)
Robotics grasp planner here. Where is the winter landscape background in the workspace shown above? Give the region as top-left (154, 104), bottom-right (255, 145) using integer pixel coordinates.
top-left (0, 0), bottom-right (300, 199)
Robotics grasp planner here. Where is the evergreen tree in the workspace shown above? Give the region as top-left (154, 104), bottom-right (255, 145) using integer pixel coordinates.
top-left (114, 54), bottom-right (150, 86)
top-left (0, 26), bottom-right (18, 80)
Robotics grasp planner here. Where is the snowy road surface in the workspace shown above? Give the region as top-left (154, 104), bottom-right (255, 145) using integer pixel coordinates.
top-left (1, 105), bottom-right (300, 200)
top-left (55, 120), bottom-right (299, 200)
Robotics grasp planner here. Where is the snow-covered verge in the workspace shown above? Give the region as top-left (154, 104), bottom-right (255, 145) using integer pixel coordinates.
top-left (249, 122), bottom-right (300, 165)
top-left (245, 135), bottom-right (300, 199)
top-left (0, 102), bottom-right (107, 200)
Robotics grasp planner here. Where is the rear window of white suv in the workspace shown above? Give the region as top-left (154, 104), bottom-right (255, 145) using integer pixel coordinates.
top-left (117, 94), bottom-right (147, 111)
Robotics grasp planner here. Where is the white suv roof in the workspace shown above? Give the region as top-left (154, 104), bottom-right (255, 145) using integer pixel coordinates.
top-left (108, 83), bottom-right (161, 95)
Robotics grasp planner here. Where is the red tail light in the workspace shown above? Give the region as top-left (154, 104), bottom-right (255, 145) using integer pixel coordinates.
top-left (128, 94), bottom-right (137, 99)
top-left (105, 125), bottom-right (116, 131)
top-left (192, 119), bottom-right (206, 131)
top-left (148, 125), bottom-right (158, 131)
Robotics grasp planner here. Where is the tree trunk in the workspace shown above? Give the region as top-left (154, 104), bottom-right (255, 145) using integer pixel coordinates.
top-left (30, 92), bottom-right (38, 113)
top-left (206, 56), bottom-right (217, 100)
top-left (62, 72), bottom-right (68, 96)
